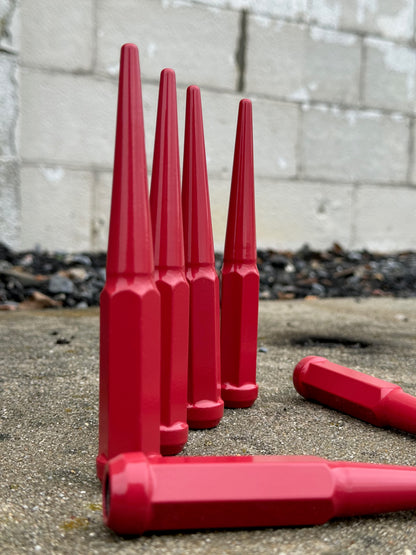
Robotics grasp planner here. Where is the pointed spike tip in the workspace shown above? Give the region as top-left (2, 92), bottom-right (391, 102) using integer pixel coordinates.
top-left (159, 69), bottom-right (176, 100)
top-left (121, 43), bottom-right (138, 52)
top-left (224, 96), bottom-right (256, 263)
top-left (106, 41), bottom-right (153, 276)
top-left (182, 83), bottom-right (215, 266)
top-left (150, 64), bottom-right (184, 269)
top-left (161, 68), bottom-right (175, 77)
top-left (186, 85), bottom-right (201, 105)
top-left (188, 85), bottom-right (200, 93)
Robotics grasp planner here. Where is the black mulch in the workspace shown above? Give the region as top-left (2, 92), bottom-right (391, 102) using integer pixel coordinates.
top-left (0, 242), bottom-right (415, 310)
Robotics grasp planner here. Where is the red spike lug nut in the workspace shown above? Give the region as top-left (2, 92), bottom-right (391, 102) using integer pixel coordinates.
top-left (221, 99), bottom-right (259, 408)
top-left (103, 451), bottom-right (416, 535)
top-left (96, 44), bottom-right (161, 481)
top-left (294, 356), bottom-right (416, 434)
top-left (182, 85), bottom-right (224, 429)
top-left (150, 68), bottom-right (189, 455)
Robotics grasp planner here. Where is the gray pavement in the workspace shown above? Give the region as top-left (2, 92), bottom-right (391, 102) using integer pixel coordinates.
top-left (1, 298), bottom-right (416, 554)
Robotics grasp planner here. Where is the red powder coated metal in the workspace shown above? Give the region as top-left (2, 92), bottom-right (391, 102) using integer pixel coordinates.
top-left (103, 451), bottom-right (416, 535)
top-left (150, 68), bottom-right (189, 455)
top-left (96, 44), bottom-right (161, 481)
top-left (221, 99), bottom-right (259, 408)
top-left (182, 85), bottom-right (224, 429)
top-left (294, 356), bottom-right (416, 434)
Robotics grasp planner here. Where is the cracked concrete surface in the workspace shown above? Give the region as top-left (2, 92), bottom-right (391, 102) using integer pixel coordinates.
top-left (1, 298), bottom-right (416, 553)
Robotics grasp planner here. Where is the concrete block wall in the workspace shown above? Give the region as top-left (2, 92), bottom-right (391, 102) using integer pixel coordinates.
top-left (5, 0), bottom-right (416, 251)
top-left (0, 0), bottom-right (19, 248)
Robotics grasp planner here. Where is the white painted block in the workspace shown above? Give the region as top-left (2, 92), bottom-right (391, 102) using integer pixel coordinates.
top-left (246, 18), bottom-right (304, 99)
top-left (183, 90), bottom-right (298, 180)
top-left (189, 0), bottom-right (308, 19)
top-left (96, 0), bottom-right (239, 90)
top-left (246, 19), bottom-right (360, 105)
top-left (92, 171), bottom-right (112, 252)
top-left (353, 185), bottom-right (416, 250)
top-left (255, 179), bottom-right (354, 250)
top-left (251, 97), bottom-right (298, 178)
top-left (0, 157), bottom-right (20, 248)
top-left (305, 26), bottom-right (361, 104)
top-left (20, 0), bottom-right (94, 70)
top-left (301, 107), bottom-right (409, 183)
top-left (310, 0), bottom-right (414, 42)
top-left (411, 124), bottom-right (416, 185)
top-left (207, 177), bottom-right (231, 251)
top-left (204, 159), bottom-right (353, 253)
top-left (20, 166), bottom-right (92, 251)
top-left (0, 0), bottom-right (18, 52)
top-left (363, 38), bottom-right (416, 112)
top-left (211, 176), bottom-right (354, 251)
top-left (20, 69), bottom-right (117, 167)
top-left (0, 55), bottom-right (17, 156)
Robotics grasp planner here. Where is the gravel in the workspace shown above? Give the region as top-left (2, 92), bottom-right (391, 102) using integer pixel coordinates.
top-left (1, 242), bottom-right (415, 309)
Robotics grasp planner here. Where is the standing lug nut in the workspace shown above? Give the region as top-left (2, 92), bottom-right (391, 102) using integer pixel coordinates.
top-left (182, 85), bottom-right (224, 429)
top-left (97, 44), bottom-right (161, 481)
top-left (221, 99), bottom-right (259, 408)
top-left (150, 68), bottom-right (189, 455)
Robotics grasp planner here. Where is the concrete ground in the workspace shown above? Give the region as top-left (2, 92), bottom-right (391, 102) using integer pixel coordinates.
top-left (1, 298), bottom-right (416, 554)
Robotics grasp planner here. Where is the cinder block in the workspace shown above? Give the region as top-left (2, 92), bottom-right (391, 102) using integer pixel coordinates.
top-left (353, 184), bottom-right (416, 251)
top-left (20, 0), bottom-right (94, 70)
top-left (411, 124), bottom-right (416, 185)
top-left (247, 0), bottom-right (308, 18)
top-left (0, 0), bottom-right (18, 52)
top-left (92, 171), bottom-right (112, 252)
top-left (305, 26), bottom-right (360, 104)
top-left (208, 177), bottom-right (353, 250)
top-left (251, 97), bottom-right (298, 178)
top-left (246, 18), bottom-right (304, 99)
top-left (309, 0), bottom-right (344, 28)
top-left (255, 179), bottom-right (354, 250)
top-left (0, 157), bottom-right (20, 249)
top-left (0, 54), bottom-right (17, 156)
top-left (363, 38), bottom-right (416, 112)
top-left (192, 89), bottom-right (241, 178)
top-left (189, 0), bottom-right (308, 19)
top-left (301, 106), bottom-right (409, 183)
top-left (96, 0), bottom-right (239, 90)
top-left (20, 69), bottom-right (117, 167)
top-left (310, 0), bottom-right (414, 42)
top-left (201, 90), bottom-right (298, 179)
top-left (246, 19), bottom-right (360, 105)
top-left (20, 166), bottom-right (92, 251)
top-left (188, 90), bottom-right (298, 180)
top-left (206, 178), bottom-right (230, 251)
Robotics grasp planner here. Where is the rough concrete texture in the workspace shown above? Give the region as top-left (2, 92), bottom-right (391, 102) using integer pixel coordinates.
top-left (1, 298), bottom-right (416, 553)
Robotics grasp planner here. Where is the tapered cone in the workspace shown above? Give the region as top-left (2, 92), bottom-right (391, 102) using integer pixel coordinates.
top-left (182, 85), bottom-right (224, 429)
top-left (221, 99), bottom-right (259, 408)
top-left (97, 44), bottom-right (161, 481)
top-left (150, 68), bottom-right (189, 455)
